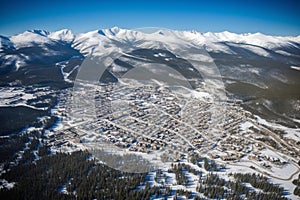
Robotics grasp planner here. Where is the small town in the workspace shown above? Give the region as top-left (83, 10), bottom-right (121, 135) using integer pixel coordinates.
top-left (49, 80), bottom-right (300, 183)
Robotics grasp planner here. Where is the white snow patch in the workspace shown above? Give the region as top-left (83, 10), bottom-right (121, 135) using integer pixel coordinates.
top-left (0, 179), bottom-right (15, 190)
top-left (254, 115), bottom-right (300, 140)
top-left (248, 68), bottom-right (260, 75)
top-left (111, 63), bottom-right (128, 72)
top-left (191, 90), bottom-right (211, 100)
top-left (239, 121), bottom-right (255, 132)
top-left (290, 66), bottom-right (300, 71)
top-left (275, 50), bottom-right (291, 56)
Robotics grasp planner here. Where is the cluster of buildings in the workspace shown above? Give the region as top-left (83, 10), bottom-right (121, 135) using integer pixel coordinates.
top-left (50, 81), bottom-right (299, 171)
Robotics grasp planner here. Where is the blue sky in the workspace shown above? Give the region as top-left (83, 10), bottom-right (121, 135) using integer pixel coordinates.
top-left (1, 0), bottom-right (299, 36)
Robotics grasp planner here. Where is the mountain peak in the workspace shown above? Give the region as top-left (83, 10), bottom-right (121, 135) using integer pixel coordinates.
top-left (110, 26), bottom-right (121, 33)
top-left (27, 29), bottom-right (50, 37)
top-left (97, 27), bottom-right (123, 37)
top-left (48, 29), bottom-right (75, 43)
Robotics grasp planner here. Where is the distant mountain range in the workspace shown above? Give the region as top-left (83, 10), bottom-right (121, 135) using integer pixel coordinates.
top-left (1, 27), bottom-right (300, 69)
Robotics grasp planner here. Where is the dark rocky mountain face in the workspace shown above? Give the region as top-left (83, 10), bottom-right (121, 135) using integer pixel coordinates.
top-left (210, 50), bottom-right (300, 127)
top-left (0, 40), bottom-right (83, 88)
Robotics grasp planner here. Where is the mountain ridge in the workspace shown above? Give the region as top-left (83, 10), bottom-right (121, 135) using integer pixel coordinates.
top-left (1, 27), bottom-right (300, 73)
top-left (2, 27), bottom-right (300, 49)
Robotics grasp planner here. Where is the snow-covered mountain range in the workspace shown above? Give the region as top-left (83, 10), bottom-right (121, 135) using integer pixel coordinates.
top-left (4, 27), bottom-right (300, 50)
top-left (1, 27), bottom-right (300, 69)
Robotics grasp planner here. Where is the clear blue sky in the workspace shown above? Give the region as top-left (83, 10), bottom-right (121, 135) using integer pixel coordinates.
top-left (1, 0), bottom-right (299, 36)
